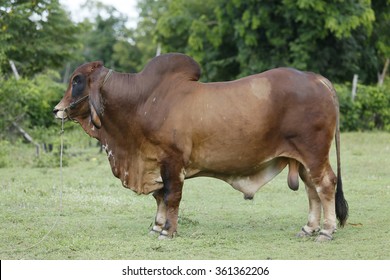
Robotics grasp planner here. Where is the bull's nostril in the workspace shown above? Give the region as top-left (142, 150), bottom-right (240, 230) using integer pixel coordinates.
top-left (53, 108), bottom-right (59, 115)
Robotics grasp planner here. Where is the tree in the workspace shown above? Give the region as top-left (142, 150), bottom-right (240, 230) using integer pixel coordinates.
top-left (134, 0), bottom-right (169, 67)
top-left (65, 0), bottom-right (143, 73)
top-left (371, 0), bottom-right (390, 86)
top-left (0, 0), bottom-right (81, 77)
top-left (137, 0), bottom-right (383, 83)
top-left (136, 0), bottom-right (239, 81)
top-left (202, 0), bottom-right (375, 82)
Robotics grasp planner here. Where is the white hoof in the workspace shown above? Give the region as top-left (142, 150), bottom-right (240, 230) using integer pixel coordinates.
top-left (296, 226), bottom-right (318, 238)
top-left (158, 234), bottom-right (169, 240)
top-left (315, 231), bottom-right (333, 242)
top-left (149, 225), bottom-right (162, 235)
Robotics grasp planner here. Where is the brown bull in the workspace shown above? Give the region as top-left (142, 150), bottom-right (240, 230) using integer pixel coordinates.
top-left (53, 53), bottom-right (348, 241)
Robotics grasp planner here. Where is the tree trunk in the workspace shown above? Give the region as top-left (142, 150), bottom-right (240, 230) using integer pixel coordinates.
top-left (9, 60), bottom-right (20, 80)
top-left (378, 58), bottom-right (389, 87)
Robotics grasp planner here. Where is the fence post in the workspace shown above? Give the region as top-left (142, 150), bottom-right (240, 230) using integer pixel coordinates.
top-left (352, 74), bottom-right (358, 101)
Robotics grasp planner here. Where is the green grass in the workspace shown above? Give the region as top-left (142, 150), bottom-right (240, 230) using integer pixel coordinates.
top-left (0, 132), bottom-right (389, 259)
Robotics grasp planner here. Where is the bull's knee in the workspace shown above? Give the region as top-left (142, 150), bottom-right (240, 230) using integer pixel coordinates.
top-left (314, 171), bottom-right (337, 200)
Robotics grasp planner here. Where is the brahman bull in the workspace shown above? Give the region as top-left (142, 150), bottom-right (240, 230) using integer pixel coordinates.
top-left (53, 53), bottom-right (348, 241)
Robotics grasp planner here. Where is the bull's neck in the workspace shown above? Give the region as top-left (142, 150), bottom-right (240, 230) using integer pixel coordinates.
top-left (100, 71), bottom-right (143, 137)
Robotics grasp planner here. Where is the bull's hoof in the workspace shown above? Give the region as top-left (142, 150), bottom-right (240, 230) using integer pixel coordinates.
top-left (158, 230), bottom-right (175, 240)
top-left (296, 226), bottom-right (315, 238)
top-left (296, 231), bottom-right (311, 238)
top-left (315, 231), bottom-right (333, 242)
top-left (149, 226), bottom-right (162, 235)
top-left (158, 234), bottom-right (169, 240)
top-left (149, 229), bottom-right (160, 235)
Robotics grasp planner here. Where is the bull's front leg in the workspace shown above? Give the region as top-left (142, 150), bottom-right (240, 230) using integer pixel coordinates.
top-left (150, 188), bottom-right (167, 235)
top-left (151, 160), bottom-right (184, 239)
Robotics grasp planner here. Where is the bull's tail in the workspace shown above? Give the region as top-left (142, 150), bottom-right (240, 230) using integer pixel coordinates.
top-left (334, 99), bottom-right (349, 227)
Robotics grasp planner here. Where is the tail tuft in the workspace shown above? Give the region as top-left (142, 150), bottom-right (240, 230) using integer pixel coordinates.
top-left (335, 174), bottom-right (349, 227)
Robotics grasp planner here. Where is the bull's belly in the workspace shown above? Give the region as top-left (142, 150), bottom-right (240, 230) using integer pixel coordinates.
top-left (188, 139), bottom-right (280, 174)
top-left (185, 156), bottom-right (288, 199)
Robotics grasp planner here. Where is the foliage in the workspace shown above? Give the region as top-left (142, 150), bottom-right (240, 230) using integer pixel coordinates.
top-left (134, 0), bottom-right (167, 67)
top-left (0, 71), bottom-right (65, 140)
top-left (33, 147), bottom-right (67, 168)
top-left (0, 140), bottom-right (11, 168)
top-left (0, 138), bottom-right (37, 168)
top-left (0, 125), bottom-right (97, 168)
top-left (372, 0), bottom-right (390, 66)
top-left (336, 83), bottom-right (390, 131)
top-left (0, 0), bottom-right (81, 77)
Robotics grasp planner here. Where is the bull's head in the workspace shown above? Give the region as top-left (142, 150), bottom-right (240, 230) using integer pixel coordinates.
top-left (53, 61), bottom-right (111, 128)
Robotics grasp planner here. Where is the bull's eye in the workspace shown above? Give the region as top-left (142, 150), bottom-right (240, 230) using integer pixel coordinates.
top-left (72, 76), bottom-right (80, 87)
top-left (71, 75), bottom-right (86, 97)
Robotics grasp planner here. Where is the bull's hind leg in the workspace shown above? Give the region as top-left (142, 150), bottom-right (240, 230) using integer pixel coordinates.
top-left (298, 162), bottom-right (337, 241)
top-left (297, 165), bottom-right (321, 237)
top-left (314, 163), bottom-right (337, 241)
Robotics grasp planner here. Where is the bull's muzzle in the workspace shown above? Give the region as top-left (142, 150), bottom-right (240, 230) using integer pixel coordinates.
top-left (53, 106), bottom-right (68, 120)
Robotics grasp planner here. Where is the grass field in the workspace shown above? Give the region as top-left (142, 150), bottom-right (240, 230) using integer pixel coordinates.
top-left (0, 132), bottom-right (389, 259)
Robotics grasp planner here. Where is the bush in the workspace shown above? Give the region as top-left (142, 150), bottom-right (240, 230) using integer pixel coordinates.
top-left (336, 83), bottom-right (390, 132)
top-left (0, 140), bottom-right (11, 168)
top-left (33, 150), bottom-right (68, 168)
top-left (0, 71), bottom-right (65, 140)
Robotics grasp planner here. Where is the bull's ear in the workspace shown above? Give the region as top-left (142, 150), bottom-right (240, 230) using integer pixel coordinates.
top-left (90, 102), bottom-right (102, 128)
top-left (89, 63), bottom-right (104, 129)
top-left (89, 87), bottom-right (102, 128)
